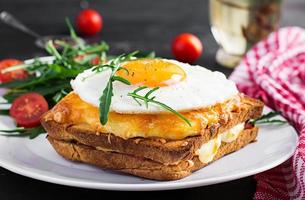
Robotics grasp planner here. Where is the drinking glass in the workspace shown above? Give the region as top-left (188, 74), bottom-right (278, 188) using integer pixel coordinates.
top-left (209, 0), bottom-right (282, 68)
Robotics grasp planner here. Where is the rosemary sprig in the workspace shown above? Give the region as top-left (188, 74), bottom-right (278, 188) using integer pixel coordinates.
top-left (0, 126), bottom-right (45, 139)
top-left (250, 111), bottom-right (287, 125)
top-left (128, 86), bottom-right (192, 126)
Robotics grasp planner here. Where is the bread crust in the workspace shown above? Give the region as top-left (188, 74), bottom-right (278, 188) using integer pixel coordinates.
top-left (48, 126), bottom-right (258, 181)
top-left (42, 95), bottom-right (263, 164)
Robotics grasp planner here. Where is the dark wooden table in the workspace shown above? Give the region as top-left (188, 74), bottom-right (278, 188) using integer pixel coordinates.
top-left (0, 0), bottom-right (304, 199)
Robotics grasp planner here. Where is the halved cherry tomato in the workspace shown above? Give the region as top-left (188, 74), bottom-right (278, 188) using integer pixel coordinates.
top-left (172, 33), bottom-right (203, 63)
top-left (90, 56), bottom-right (100, 65)
top-left (0, 59), bottom-right (28, 83)
top-left (76, 9), bottom-right (103, 36)
top-left (74, 54), bottom-right (85, 63)
top-left (10, 93), bottom-right (49, 128)
top-left (74, 54), bottom-right (100, 65)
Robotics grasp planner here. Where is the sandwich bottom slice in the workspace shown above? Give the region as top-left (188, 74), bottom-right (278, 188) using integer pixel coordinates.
top-left (47, 125), bottom-right (258, 181)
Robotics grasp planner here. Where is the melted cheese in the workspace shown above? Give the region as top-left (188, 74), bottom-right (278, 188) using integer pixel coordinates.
top-left (196, 134), bottom-right (222, 164)
top-left (196, 123), bottom-right (245, 164)
top-left (49, 93), bottom-right (240, 140)
top-left (221, 123), bottom-right (245, 143)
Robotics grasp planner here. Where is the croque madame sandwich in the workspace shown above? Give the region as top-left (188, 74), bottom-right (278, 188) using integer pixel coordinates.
top-left (41, 58), bottom-right (264, 180)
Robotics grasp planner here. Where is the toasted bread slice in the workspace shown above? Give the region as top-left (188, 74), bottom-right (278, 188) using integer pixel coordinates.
top-left (42, 95), bottom-right (263, 164)
top-left (48, 126), bottom-right (258, 181)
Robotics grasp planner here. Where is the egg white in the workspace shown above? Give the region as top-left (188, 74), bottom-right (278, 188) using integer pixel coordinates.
top-left (71, 59), bottom-right (238, 114)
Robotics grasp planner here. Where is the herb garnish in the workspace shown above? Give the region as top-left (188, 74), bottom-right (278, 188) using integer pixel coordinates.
top-left (128, 86), bottom-right (192, 126)
top-left (0, 126), bottom-right (45, 139)
top-left (250, 111), bottom-right (287, 125)
top-left (96, 51), bottom-right (139, 125)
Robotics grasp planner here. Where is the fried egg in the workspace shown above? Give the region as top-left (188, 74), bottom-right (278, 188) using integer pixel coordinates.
top-left (71, 59), bottom-right (238, 113)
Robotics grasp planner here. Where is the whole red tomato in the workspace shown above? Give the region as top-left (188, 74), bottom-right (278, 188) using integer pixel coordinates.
top-left (76, 9), bottom-right (103, 36)
top-left (172, 33), bottom-right (203, 63)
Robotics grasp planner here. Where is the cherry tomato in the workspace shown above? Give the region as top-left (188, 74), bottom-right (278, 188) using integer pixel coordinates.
top-left (74, 54), bottom-right (84, 62)
top-left (76, 9), bottom-right (103, 36)
top-left (74, 54), bottom-right (100, 65)
top-left (172, 33), bottom-right (203, 63)
top-left (90, 56), bottom-right (100, 65)
top-left (0, 59), bottom-right (28, 83)
top-left (10, 93), bottom-right (49, 128)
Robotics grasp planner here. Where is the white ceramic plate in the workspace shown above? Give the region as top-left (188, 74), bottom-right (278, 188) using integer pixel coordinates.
top-left (0, 106), bottom-right (298, 191)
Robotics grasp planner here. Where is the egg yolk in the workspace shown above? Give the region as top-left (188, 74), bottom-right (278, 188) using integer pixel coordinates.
top-left (116, 59), bottom-right (186, 87)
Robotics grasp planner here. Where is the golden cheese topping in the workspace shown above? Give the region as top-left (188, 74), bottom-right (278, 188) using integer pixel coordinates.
top-left (49, 92), bottom-right (240, 140)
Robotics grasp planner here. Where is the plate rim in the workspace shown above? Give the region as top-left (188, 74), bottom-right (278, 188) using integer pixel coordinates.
top-left (0, 108), bottom-right (298, 191)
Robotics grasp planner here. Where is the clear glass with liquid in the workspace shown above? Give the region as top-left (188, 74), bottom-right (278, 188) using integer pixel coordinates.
top-left (209, 0), bottom-right (282, 68)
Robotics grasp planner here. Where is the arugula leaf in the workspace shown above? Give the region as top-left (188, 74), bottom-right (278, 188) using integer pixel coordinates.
top-left (45, 40), bottom-right (62, 60)
top-left (96, 51), bottom-right (139, 125)
top-left (3, 82), bottom-right (70, 103)
top-left (99, 81), bottom-right (114, 125)
top-left (254, 119), bottom-right (287, 125)
top-left (134, 51), bottom-right (156, 59)
top-left (0, 126), bottom-right (45, 139)
top-left (250, 111), bottom-right (287, 125)
top-left (83, 42), bottom-right (109, 54)
top-left (65, 18), bottom-right (85, 49)
top-left (0, 109), bottom-right (9, 115)
top-left (0, 77), bottom-right (36, 88)
top-left (112, 76), bottom-right (131, 85)
top-left (0, 63), bottom-right (29, 74)
top-left (52, 88), bottom-right (69, 103)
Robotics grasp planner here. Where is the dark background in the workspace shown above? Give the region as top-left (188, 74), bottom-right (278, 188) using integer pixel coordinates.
top-left (0, 0), bottom-right (304, 199)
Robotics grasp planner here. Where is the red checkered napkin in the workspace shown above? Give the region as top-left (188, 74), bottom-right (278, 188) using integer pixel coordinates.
top-left (230, 27), bottom-right (305, 200)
